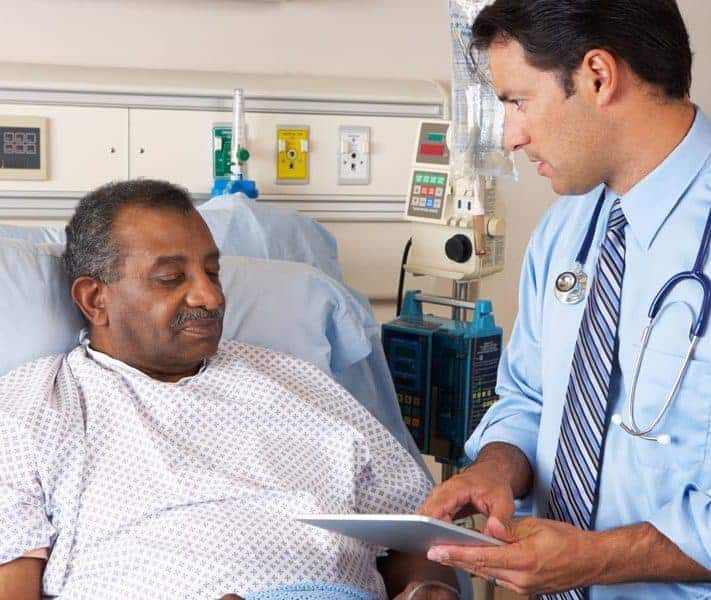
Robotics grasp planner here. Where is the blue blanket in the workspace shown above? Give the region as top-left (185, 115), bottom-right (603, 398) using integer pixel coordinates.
top-left (245, 582), bottom-right (380, 600)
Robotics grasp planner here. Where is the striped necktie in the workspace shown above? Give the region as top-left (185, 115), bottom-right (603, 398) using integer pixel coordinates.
top-left (542, 200), bottom-right (627, 600)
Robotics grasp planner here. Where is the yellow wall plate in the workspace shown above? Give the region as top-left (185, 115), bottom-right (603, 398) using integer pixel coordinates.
top-left (276, 125), bottom-right (309, 184)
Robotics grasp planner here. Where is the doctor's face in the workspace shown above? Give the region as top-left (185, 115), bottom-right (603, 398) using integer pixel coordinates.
top-left (489, 39), bottom-right (605, 195)
top-left (100, 205), bottom-right (225, 380)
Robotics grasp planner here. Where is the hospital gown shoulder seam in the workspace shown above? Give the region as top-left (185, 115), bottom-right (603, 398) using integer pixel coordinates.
top-left (0, 352), bottom-right (65, 409)
top-left (0, 352), bottom-right (83, 448)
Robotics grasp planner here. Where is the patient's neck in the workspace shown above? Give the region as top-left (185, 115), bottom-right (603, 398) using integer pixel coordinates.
top-left (88, 332), bottom-right (204, 383)
top-left (126, 361), bottom-right (203, 383)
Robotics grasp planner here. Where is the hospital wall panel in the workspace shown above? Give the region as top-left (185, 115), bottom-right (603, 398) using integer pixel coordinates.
top-left (0, 66), bottom-right (451, 305)
top-left (0, 104), bottom-right (128, 191)
top-left (128, 108), bottom-right (421, 197)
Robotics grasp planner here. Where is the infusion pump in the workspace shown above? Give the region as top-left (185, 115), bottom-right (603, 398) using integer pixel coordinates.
top-left (404, 121), bottom-right (505, 281)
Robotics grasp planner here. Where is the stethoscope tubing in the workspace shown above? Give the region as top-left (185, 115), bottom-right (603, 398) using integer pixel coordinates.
top-left (575, 191), bottom-right (607, 265)
top-left (560, 193), bottom-right (711, 444)
top-left (624, 320), bottom-right (698, 439)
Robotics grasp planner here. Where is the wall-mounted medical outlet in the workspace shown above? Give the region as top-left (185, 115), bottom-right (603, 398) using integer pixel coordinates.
top-left (213, 123), bottom-right (233, 178)
top-left (338, 125), bottom-right (370, 185)
top-left (0, 115), bottom-right (48, 180)
top-left (276, 125), bottom-right (309, 184)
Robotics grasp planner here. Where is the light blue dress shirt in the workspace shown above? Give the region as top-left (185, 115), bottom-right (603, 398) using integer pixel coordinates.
top-left (466, 108), bottom-right (711, 598)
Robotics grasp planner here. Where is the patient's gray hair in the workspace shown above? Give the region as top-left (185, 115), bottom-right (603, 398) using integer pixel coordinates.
top-left (63, 179), bottom-right (195, 284)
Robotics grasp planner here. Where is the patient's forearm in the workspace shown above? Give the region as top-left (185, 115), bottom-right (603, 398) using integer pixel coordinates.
top-left (378, 551), bottom-right (459, 597)
top-left (0, 558), bottom-right (43, 600)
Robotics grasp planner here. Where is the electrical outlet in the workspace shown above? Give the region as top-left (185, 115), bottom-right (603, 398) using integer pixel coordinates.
top-left (454, 177), bottom-right (485, 216)
top-left (338, 126), bottom-right (370, 185)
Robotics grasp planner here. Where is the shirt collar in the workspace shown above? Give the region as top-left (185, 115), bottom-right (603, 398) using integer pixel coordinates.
top-left (80, 331), bottom-right (209, 385)
top-left (609, 107), bottom-right (711, 250)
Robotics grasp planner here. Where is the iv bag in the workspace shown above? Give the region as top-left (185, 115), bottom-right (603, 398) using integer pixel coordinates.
top-left (449, 0), bottom-right (517, 180)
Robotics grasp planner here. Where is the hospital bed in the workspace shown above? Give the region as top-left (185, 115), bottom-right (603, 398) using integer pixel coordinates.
top-left (0, 193), bottom-right (474, 599)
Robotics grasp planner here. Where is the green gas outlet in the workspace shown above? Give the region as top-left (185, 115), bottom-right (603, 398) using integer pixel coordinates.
top-left (213, 125), bottom-right (232, 178)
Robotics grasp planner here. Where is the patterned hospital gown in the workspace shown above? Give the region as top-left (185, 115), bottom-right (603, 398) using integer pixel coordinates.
top-left (0, 340), bottom-right (431, 599)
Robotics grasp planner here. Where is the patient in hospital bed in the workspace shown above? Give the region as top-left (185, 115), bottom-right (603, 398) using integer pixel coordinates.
top-left (0, 180), bottom-right (458, 600)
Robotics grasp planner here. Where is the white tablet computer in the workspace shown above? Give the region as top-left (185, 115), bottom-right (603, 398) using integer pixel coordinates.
top-left (295, 514), bottom-right (504, 555)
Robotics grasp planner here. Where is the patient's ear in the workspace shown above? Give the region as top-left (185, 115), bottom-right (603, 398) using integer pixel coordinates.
top-left (71, 276), bottom-right (109, 326)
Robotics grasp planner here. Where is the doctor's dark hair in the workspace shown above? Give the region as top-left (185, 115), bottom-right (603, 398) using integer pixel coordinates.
top-left (63, 179), bottom-right (195, 284)
top-left (471, 0), bottom-right (692, 99)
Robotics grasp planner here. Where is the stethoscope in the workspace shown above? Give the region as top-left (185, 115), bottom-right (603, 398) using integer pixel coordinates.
top-left (555, 191), bottom-right (711, 445)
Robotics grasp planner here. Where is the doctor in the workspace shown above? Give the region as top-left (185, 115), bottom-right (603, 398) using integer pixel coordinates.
top-left (420, 0), bottom-right (711, 598)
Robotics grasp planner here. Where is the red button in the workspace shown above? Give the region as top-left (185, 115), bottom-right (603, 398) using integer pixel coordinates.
top-left (420, 143), bottom-right (445, 156)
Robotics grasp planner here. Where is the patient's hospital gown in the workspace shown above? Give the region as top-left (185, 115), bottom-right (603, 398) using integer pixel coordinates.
top-left (0, 340), bottom-right (431, 599)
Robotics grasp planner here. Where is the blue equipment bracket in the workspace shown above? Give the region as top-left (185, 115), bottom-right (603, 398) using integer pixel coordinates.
top-left (211, 177), bottom-right (259, 199)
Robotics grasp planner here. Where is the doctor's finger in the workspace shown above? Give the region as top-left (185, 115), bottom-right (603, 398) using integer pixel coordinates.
top-left (418, 482), bottom-right (469, 520)
top-left (471, 570), bottom-right (528, 596)
top-left (428, 548), bottom-right (533, 594)
top-left (481, 493), bottom-right (516, 523)
top-left (419, 478), bottom-right (513, 522)
top-left (427, 543), bottom-right (521, 572)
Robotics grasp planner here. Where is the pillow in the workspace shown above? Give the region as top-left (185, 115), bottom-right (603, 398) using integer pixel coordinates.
top-left (199, 194), bottom-right (344, 282)
top-left (218, 255), bottom-right (376, 374)
top-left (0, 193), bottom-right (343, 282)
top-left (0, 239), bottom-right (85, 377)
top-left (0, 239), bottom-right (373, 379)
top-left (0, 224), bottom-right (66, 245)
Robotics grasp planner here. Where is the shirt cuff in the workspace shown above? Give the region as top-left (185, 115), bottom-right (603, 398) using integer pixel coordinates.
top-left (646, 483), bottom-right (711, 570)
top-left (465, 413), bottom-right (539, 471)
top-left (22, 547), bottom-right (48, 560)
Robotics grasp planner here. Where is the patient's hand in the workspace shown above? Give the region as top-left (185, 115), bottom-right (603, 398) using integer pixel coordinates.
top-left (393, 581), bottom-right (459, 600)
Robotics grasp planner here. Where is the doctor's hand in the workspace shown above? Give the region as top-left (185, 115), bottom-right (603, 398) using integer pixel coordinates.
top-left (426, 516), bottom-right (596, 596)
top-left (418, 459), bottom-right (516, 524)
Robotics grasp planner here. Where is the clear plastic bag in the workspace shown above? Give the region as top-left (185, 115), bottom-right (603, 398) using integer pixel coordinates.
top-left (449, 0), bottom-right (517, 181)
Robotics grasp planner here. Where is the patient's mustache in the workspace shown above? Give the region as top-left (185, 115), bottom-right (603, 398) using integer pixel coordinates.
top-left (170, 307), bottom-right (225, 330)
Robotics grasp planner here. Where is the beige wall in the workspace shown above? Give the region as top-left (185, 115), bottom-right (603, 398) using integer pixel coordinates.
top-left (0, 0), bottom-right (452, 79)
top-left (1, 0), bottom-right (708, 336)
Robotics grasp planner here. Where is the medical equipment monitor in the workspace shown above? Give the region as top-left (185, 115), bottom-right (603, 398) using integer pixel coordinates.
top-left (383, 294), bottom-right (503, 466)
top-left (406, 120), bottom-right (454, 226)
top-left (0, 116), bottom-right (48, 180)
top-left (415, 121), bottom-right (450, 166)
top-left (406, 170), bottom-right (448, 222)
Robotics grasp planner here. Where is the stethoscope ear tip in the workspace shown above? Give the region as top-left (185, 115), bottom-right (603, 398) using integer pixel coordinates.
top-left (612, 413), bottom-right (672, 445)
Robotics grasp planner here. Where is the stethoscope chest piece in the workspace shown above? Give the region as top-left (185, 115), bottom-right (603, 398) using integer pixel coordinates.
top-left (555, 263), bottom-right (588, 304)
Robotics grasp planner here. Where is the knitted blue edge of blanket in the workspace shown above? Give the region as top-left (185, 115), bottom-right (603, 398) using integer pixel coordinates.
top-left (244, 581), bottom-right (380, 600)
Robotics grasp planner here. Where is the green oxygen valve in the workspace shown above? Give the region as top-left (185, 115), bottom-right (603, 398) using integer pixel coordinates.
top-left (210, 88), bottom-right (259, 199)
